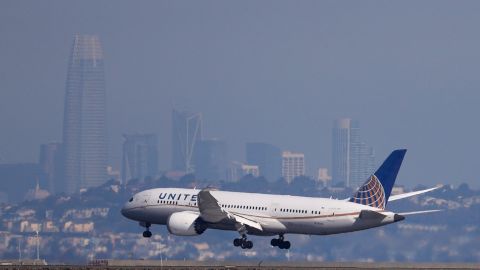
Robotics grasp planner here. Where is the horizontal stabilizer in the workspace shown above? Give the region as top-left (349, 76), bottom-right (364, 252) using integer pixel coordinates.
top-left (388, 185), bottom-right (442, 202)
top-left (358, 210), bottom-right (387, 220)
top-left (398, 209), bottom-right (442, 216)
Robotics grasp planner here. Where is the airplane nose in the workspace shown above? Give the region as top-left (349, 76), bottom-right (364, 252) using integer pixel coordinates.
top-left (121, 205), bottom-right (127, 217)
top-left (121, 203), bottom-right (131, 218)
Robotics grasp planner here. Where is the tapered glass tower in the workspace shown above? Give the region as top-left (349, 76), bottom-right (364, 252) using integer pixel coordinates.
top-left (62, 34), bottom-right (107, 193)
top-left (171, 109), bottom-right (202, 174)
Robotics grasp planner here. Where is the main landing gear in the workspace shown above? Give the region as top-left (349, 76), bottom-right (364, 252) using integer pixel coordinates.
top-left (233, 234), bottom-right (253, 249)
top-left (141, 222), bottom-right (152, 238)
top-left (271, 234), bottom-right (290, 249)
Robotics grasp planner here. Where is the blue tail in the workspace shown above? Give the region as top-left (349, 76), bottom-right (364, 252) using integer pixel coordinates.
top-left (349, 149), bottom-right (407, 209)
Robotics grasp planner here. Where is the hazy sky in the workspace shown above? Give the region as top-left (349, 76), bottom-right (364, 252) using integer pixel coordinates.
top-left (1, 1), bottom-right (479, 187)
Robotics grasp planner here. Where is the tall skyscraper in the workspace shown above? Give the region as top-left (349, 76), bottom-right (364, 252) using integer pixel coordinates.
top-left (332, 118), bottom-right (375, 188)
top-left (356, 142), bottom-right (375, 186)
top-left (246, 142), bottom-right (282, 182)
top-left (39, 142), bottom-right (63, 193)
top-left (122, 134), bottom-right (158, 184)
top-left (171, 109), bottom-right (202, 173)
top-left (282, 151), bottom-right (305, 183)
top-left (62, 34), bottom-right (107, 193)
top-left (194, 139), bottom-right (227, 181)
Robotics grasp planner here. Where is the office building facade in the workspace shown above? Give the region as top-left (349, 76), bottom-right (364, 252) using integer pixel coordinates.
top-left (332, 118), bottom-right (375, 188)
top-left (194, 139), bottom-right (227, 181)
top-left (62, 34), bottom-right (108, 193)
top-left (226, 162), bottom-right (260, 182)
top-left (245, 142), bottom-right (282, 182)
top-left (122, 134), bottom-right (158, 184)
top-left (282, 151), bottom-right (305, 183)
top-left (39, 142), bottom-right (63, 193)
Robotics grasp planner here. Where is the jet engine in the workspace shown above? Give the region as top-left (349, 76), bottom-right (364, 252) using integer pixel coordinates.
top-left (167, 211), bottom-right (207, 236)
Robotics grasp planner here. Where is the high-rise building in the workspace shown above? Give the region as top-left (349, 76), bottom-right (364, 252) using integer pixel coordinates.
top-left (194, 139), bottom-right (227, 181)
top-left (39, 142), bottom-right (63, 193)
top-left (332, 118), bottom-right (375, 188)
top-left (122, 134), bottom-right (158, 184)
top-left (241, 164), bottom-right (260, 177)
top-left (171, 109), bottom-right (202, 174)
top-left (246, 142), bottom-right (282, 182)
top-left (317, 168), bottom-right (332, 187)
top-left (355, 142), bottom-right (375, 187)
top-left (226, 162), bottom-right (260, 182)
top-left (282, 151), bottom-right (305, 183)
top-left (62, 34), bottom-right (107, 193)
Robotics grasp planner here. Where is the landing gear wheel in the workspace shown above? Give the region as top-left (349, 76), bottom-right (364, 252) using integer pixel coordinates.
top-left (234, 233), bottom-right (253, 249)
top-left (279, 241), bottom-right (291, 249)
top-left (271, 238), bottom-right (279, 247)
top-left (233, 238), bottom-right (241, 247)
top-left (272, 234), bottom-right (290, 249)
top-left (240, 240), bottom-right (253, 249)
top-left (141, 222), bottom-right (152, 238)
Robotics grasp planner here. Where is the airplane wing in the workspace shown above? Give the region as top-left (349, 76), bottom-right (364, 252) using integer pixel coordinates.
top-left (197, 188), bottom-right (263, 231)
top-left (388, 185), bottom-right (442, 202)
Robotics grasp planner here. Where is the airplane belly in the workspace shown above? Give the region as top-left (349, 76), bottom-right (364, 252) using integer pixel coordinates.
top-left (259, 217), bottom-right (287, 234)
top-left (281, 216), bottom-right (362, 235)
top-left (280, 218), bottom-right (326, 235)
top-left (321, 216), bottom-right (358, 234)
top-left (319, 215), bottom-right (390, 235)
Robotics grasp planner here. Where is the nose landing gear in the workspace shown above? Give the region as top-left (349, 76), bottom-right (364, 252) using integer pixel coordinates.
top-left (271, 234), bottom-right (290, 249)
top-left (142, 230), bottom-right (152, 238)
top-left (140, 222), bottom-right (152, 238)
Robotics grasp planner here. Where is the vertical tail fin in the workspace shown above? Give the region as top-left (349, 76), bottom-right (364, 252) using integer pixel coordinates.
top-left (349, 149), bottom-right (407, 209)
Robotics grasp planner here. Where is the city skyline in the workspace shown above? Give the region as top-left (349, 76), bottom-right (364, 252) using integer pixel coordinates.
top-left (1, 1), bottom-right (480, 188)
top-left (0, 2), bottom-right (479, 265)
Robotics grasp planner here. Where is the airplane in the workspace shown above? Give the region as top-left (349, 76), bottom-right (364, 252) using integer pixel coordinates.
top-left (121, 149), bottom-right (441, 250)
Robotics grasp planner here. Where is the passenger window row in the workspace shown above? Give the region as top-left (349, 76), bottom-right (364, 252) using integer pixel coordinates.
top-left (279, 208), bottom-right (321, 215)
top-left (220, 204), bottom-right (267, 211)
top-left (157, 200), bottom-right (197, 206)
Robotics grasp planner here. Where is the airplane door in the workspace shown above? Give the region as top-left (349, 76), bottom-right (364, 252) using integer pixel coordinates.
top-left (269, 203), bottom-right (280, 216)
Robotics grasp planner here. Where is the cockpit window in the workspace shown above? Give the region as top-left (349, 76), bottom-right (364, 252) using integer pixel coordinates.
top-left (129, 197), bottom-right (133, 202)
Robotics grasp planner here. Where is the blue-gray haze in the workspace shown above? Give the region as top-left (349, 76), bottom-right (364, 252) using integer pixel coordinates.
top-left (1, 1), bottom-right (479, 188)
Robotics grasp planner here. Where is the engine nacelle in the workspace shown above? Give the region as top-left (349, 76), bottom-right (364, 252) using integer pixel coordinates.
top-left (167, 211), bottom-right (207, 236)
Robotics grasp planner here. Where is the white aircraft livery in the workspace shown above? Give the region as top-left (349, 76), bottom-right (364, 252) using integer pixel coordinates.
top-left (121, 149), bottom-right (441, 249)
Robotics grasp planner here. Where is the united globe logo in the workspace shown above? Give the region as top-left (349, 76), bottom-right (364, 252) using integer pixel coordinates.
top-left (349, 175), bottom-right (386, 209)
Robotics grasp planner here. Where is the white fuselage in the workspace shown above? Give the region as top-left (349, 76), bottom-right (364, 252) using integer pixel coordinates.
top-left (121, 188), bottom-right (400, 236)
